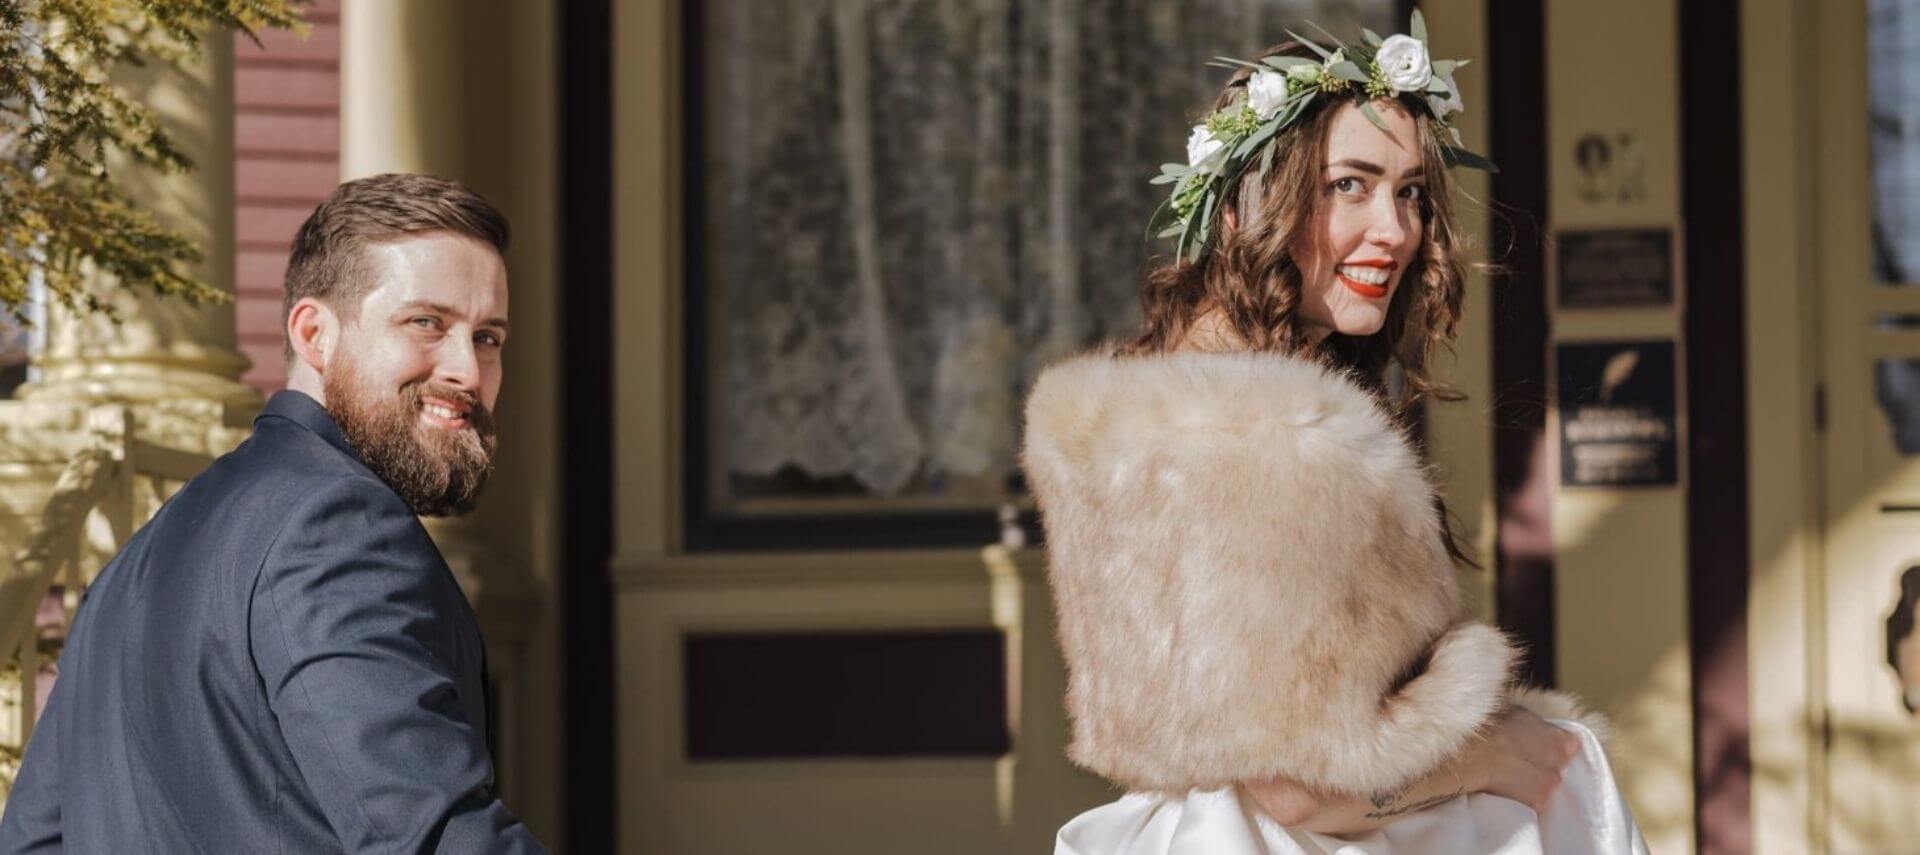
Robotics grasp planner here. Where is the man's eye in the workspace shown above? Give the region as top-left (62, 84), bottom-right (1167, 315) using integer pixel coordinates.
top-left (477, 332), bottom-right (504, 348)
top-left (410, 316), bottom-right (441, 330)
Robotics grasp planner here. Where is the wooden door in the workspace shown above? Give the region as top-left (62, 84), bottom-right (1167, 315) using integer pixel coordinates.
top-left (1813, 0), bottom-right (1920, 847)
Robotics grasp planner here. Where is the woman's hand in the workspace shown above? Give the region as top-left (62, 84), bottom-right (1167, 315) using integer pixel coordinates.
top-left (1240, 705), bottom-right (1583, 833)
top-left (1461, 706), bottom-right (1584, 813)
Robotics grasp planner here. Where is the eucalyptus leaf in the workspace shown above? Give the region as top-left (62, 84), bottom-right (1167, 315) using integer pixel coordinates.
top-left (1362, 28), bottom-right (1384, 46)
top-left (1232, 119), bottom-right (1282, 159)
top-left (1192, 191), bottom-right (1220, 257)
top-left (1256, 140), bottom-right (1278, 186)
top-left (1411, 9), bottom-right (1428, 43)
top-left (1448, 125), bottom-right (1464, 147)
top-left (1157, 223), bottom-right (1185, 238)
top-left (1178, 191), bottom-right (1202, 251)
top-left (1146, 196), bottom-right (1173, 229)
top-left (1260, 55), bottom-right (1318, 70)
top-left (1307, 20), bottom-right (1348, 50)
top-left (1427, 94), bottom-right (1451, 117)
top-left (1209, 57), bottom-right (1268, 72)
top-left (1284, 30), bottom-right (1334, 59)
top-left (1149, 173), bottom-right (1180, 185)
top-left (1427, 78), bottom-right (1451, 94)
top-left (1432, 59), bottom-right (1457, 75)
top-left (1443, 145), bottom-right (1498, 173)
top-left (1329, 61), bottom-right (1370, 84)
top-left (1359, 101), bottom-right (1390, 131)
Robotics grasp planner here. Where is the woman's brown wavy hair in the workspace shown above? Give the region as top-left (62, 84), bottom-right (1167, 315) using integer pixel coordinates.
top-left (1120, 43), bottom-right (1470, 413)
top-left (1119, 43), bottom-right (1478, 566)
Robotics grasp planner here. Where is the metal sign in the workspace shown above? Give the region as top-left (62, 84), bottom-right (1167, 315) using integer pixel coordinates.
top-left (1557, 339), bottom-right (1679, 487)
top-left (1556, 227), bottom-right (1675, 309)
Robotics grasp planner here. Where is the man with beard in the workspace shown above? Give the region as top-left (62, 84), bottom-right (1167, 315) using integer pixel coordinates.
top-left (0, 174), bottom-right (546, 853)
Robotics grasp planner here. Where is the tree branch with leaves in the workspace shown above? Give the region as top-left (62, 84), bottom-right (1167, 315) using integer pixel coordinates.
top-left (0, 0), bottom-right (303, 324)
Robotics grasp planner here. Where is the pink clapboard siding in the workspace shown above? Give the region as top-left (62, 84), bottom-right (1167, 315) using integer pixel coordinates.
top-left (233, 2), bottom-right (339, 393)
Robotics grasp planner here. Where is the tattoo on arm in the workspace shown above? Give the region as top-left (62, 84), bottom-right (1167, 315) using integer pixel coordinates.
top-left (1368, 788), bottom-right (1407, 811)
top-left (1364, 788), bottom-right (1465, 819)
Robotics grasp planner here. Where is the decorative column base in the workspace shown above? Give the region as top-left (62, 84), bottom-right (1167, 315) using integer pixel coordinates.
top-left (20, 354), bottom-right (261, 419)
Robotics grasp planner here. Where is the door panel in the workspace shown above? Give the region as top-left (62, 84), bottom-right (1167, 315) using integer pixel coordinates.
top-left (1817, 0), bottom-right (1920, 848)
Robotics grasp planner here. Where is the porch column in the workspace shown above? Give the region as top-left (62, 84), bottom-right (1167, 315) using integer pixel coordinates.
top-left (19, 34), bottom-right (258, 415)
top-left (339, 0), bottom-right (466, 179)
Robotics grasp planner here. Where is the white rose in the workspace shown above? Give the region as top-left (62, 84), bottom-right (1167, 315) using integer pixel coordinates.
top-left (1186, 125), bottom-right (1226, 174)
top-left (1374, 34), bottom-right (1432, 93)
top-left (1247, 70), bottom-right (1289, 119)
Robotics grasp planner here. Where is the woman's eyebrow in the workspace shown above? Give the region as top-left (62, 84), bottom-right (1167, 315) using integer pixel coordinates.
top-left (1329, 159), bottom-right (1425, 180)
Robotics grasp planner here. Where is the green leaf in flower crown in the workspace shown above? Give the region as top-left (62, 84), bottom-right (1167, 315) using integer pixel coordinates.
top-left (1329, 61), bottom-right (1370, 84)
top-left (1284, 30), bottom-right (1334, 59)
top-left (1160, 162), bottom-right (1190, 175)
top-left (1362, 28), bottom-right (1384, 47)
top-left (1209, 57), bottom-right (1270, 72)
top-left (1146, 195), bottom-right (1185, 244)
top-left (1448, 124), bottom-right (1464, 147)
top-left (1359, 100), bottom-right (1390, 131)
top-left (1306, 20), bottom-right (1350, 51)
top-left (1411, 9), bottom-right (1428, 43)
top-left (1196, 189), bottom-right (1221, 253)
top-left (1177, 190), bottom-right (1202, 250)
top-left (1261, 55), bottom-right (1318, 70)
top-left (1427, 94), bottom-right (1452, 117)
top-left (1427, 78), bottom-right (1452, 94)
top-left (1149, 173), bottom-right (1181, 185)
top-left (1442, 145), bottom-right (1498, 173)
top-left (1432, 59), bottom-right (1457, 76)
top-left (1231, 118), bottom-right (1283, 159)
top-left (1255, 137), bottom-right (1278, 187)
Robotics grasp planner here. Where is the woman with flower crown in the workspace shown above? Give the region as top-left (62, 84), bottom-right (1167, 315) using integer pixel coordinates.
top-left (1022, 14), bottom-right (1648, 855)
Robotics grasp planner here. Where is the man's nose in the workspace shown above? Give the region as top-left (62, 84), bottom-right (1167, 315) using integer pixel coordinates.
top-left (435, 337), bottom-right (481, 390)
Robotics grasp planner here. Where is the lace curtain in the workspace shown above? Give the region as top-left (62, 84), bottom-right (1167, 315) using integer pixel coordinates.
top-left (701, 0), bottom-right (1393, 504)
top-left (1872, 0), bottom-right (1920, 283)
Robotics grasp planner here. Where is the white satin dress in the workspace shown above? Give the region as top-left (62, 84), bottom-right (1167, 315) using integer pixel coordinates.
top-left (1056, 721), bottom-right (1648, 855)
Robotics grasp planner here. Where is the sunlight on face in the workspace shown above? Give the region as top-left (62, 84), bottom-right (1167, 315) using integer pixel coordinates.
top-left (1296, 101), bottom-right (1427, 339)
top-left (344, 233), bottom-right (511, 424)
top-left (322, 233), bottom-right (511, 515)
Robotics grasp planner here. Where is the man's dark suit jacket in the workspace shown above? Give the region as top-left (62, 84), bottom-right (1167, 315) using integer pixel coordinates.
top-left (0, 391), bottom-right (545, 853)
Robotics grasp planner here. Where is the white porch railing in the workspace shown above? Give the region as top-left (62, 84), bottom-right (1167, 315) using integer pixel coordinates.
top-left (0, 400), bottom-right (249, 805)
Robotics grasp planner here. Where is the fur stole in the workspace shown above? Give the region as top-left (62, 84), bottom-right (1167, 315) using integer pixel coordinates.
top-left (1022, 351), bottom-right (1589, 798)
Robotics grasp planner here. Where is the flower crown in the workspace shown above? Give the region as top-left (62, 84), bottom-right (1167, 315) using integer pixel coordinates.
top-left (1147, 11), bottom-right (1494, 263)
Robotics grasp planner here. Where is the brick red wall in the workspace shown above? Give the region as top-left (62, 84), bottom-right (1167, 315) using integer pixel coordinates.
top-left (234, 1), bottom-right (340, 392)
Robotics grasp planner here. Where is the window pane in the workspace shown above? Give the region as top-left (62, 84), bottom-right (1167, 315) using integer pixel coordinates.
top-left (695, 0), bottom-right (1397, 523)
top-left (1876, 358), bottom-right (1920, 454)
top-left (1871, 0), bottom-right (1920, 284)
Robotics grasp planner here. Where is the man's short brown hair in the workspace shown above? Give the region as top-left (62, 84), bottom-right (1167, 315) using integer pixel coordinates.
top-left (282, 173), bottom-right (510, 359)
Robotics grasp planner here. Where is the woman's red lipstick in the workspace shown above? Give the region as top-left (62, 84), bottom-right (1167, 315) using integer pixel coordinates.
top-left (1336, 259), bottom-right (1395, 299)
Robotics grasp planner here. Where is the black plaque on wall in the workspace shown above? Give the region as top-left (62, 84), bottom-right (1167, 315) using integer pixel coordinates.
top-left (1556, 340), bottom-right (1679, 487)
top-left (1556, 227), bottom-right (1674, 309)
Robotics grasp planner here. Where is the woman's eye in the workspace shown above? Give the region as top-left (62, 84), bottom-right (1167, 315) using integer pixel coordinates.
top-left (1400, 184), bottom-right (1427, 201)
top-left (1332, 177), bottom-right (1364, 195)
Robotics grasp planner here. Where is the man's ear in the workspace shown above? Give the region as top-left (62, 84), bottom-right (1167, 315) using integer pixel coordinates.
top-left (286, 297), bottom-right (339, 373)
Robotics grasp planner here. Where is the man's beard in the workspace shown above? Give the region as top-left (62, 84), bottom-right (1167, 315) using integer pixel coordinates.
top-left (324, 358), bottom-right (497, 517)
